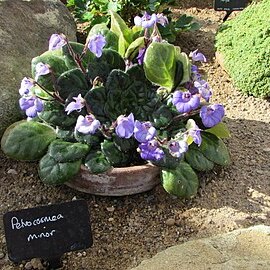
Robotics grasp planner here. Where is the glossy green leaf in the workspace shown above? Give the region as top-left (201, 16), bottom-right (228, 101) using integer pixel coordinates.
top-left (185, 145), bottom-right (214, 171)
top-left (161, 161), bottom-right (199, 198)
top-left (1, 121), bottom-right (56, 161)
top-left (199, 132), bottom-right (231, 166)
top-left (48, 139), bottom-right (89, 162)
top-left (84, 151), bottom-right (111, 173)
top-left (39, 154), bottom-right (81, 185)
top-left (206, 122), bottom-right (231, 139)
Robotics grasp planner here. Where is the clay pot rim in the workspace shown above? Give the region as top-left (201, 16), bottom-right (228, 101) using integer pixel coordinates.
top-left (80, 162), bottom-right (159, 174)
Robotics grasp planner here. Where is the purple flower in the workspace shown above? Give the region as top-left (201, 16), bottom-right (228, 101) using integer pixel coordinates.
top-left (168, 140), bottom-right (188, 158)
top-left (35, 62), bottom-right (50, 81)
top-left (191, 64), bottom-right (202, 81)
top-left (194, 80), bottom-right (212, 102)
top-left (115, 113), bottom-right (135, 139)
top-left (48, 34), bottom-right (66, 51)
top-left (138, 140), bottom-right (164, 161)
top-left (156, 13), bottom-right (169, 26)
top-left (137, 47), bottom-right (146, 65)
top-left (19, 77), bottom-right (34, 96)
top-left (189, 127), bottom-right (202, 146)
top-left (65, 94), bottom-right (85, 115)
top-left (189, 49), bottom-right (207, 63)
top-left (88, 34), bottom-right (106, 58)
top-left (134, 120), bottom-right (156, 143)
top-left (200, 104), bottom-right (225, 128)
top-left (134, 13), bottom-right (168, 29)
top-left (172, 91), bottom-right (200, 114)
top-left (75, 114), bottom-right (100, 134)
top-left (19, 96), bottom-right (43, 118)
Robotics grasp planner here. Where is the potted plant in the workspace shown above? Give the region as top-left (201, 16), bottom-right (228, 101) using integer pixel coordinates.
top-left (1, 11), bottom-right (230, 198)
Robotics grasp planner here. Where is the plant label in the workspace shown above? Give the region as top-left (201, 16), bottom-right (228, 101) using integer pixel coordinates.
top-left (3, 200), bottom-right (93, 266)
top-left (214, 0), bottom-right (248, 11)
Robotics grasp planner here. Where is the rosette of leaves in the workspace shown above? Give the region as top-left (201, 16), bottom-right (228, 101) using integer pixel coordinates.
top-left (0, 11), bottom-right (230, 199)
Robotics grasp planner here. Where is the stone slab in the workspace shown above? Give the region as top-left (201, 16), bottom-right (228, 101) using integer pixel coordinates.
top-left (131, 225), bottom-right (270, 270)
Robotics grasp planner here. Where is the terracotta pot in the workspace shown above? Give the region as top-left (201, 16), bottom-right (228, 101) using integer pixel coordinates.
top-left (65, 163), bottom-right (161, 196)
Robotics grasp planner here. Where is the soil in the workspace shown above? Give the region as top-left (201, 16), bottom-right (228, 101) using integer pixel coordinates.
top-left (1, 1), bottom-right (270, 270)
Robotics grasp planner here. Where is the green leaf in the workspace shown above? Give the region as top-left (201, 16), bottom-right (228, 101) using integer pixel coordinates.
top-left (32, 50), bottom-right (68, 92)
top-left (125, 36), bottom-right (145, 61)
top-left (185, 145), bottom-right (214, 171)
top-left (174, 48), bottom-right (191, 85)
top-left (56, 68), bottom-right (89, 100)
top-left (143, 42), bottom-right (176, 89)
top-left (84, 151), bottom-right (111, 173)
top-left (38, 101), bottom-right (77, 128)
top-left (39, 154), bottom-right (81, 185)
top-left (1, 121), bottom-right (56, 161)
top-left (101, 140), bottom-right (130, 166)
top-left (48, 140), bottom-right (89, 162)
top-left (109, 10), bottom-right (132, 43)
top-left (87, 48), bottom-right (125, 83)
top-left (199, 132), bottom-right (231, 166)
top-left (74, 130), bottom-right (101, 146)
top-left (206, 122), bottom-right (231, 139)
top-left (161, 161), bottom-right (199, 198)
top-left (84, 86), bottom-right (108, 121)
top-left (109, 10), bottom-right (133, 56)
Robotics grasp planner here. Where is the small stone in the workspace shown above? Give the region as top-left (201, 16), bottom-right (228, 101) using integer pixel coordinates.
top-left (30, 258), bottom-right (43, 269)
top-left (165, 218), bottom-right (175, 226)
top-left (106, 206), bottom-right (115, 212)
top-left (25, 262), bottom-right (32, 270)
top-left (108, 217), bottom-right (114, 222)
top-left (7, 169), bottom-right (18, 174)
top-left (72, 196), bottom-right (77, 201)
top-left (0, 251), bottom-right (5, 259)
top-left (35, 195), bottom-right (42, 204)
top-left (82, 251), bottom-right (86, 257)
top-left (77, 252), bottom-right (82, 257)
top-left (263, 147), bottom-right (270, 153)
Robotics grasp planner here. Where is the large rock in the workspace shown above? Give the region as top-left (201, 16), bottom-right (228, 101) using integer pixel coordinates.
top-left (131, 225), bottom-right (270, 270)
top-left (0, 0), bottom-right (77, 136)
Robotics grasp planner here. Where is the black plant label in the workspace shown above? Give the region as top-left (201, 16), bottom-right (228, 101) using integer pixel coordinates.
top-left (214, 0), bottom-right (248, 11)
top-left (3, 200), bottom-right (93, 264)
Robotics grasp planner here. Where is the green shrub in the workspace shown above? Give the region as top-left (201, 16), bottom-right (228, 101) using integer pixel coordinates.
top-left (215, 0), bottom-right (270, 97)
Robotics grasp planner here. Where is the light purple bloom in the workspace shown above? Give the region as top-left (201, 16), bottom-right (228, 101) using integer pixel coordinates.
top-left (134, 120), bottom-right (156, 143)
top-left (65, 94), bottom-right (85, 115)
top-left (188, 127), bottom-right (202, 146)
top-left (194, 80), bottom-right (212, 102)
top-left (75, 114), bottom-right (100, 134)
top-left (48, 34), bottom-right (66, 51)
top-left (115, 113), bottom-right (135, 139)
top-left (138, 140), bottom-right (164, 161)
top-left (189, 49), bottom-right (207, 63)
top-left (200, 104), bottom-right (225, 128)
top-left (19, 96), bottom-right (43, 118)
top-left (168, 140), bottom-right (188, 158)
top-left (191, 64), bottom-right (202, 81)
top-left (35, 62), bottom-right (50, 81)
top-left (88, 34), bottom-right (106, 58)
top-left (172, 91), bottom-right (200, 114)
top-left (137, 47), bottom-right (146, 65)
top-left (19, 77), bottom-right (34, 96)
top-left (134, 13), bottom-right (168, 29)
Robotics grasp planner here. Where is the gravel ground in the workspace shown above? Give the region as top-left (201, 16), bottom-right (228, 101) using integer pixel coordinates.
top-left (1, 1), bottom-right (270, 269)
